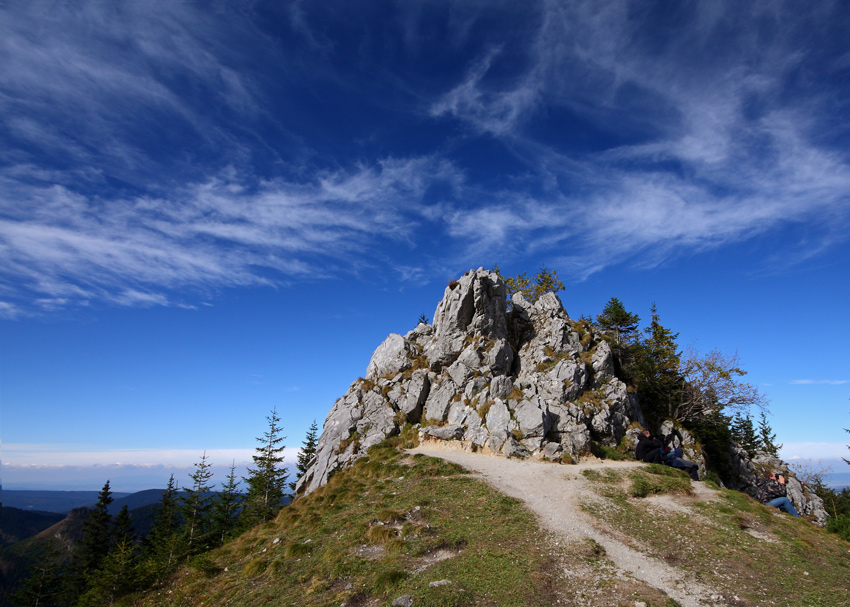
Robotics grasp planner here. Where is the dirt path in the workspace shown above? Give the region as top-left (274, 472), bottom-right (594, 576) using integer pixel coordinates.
top-left (410, 445), bottom-right (725, 607)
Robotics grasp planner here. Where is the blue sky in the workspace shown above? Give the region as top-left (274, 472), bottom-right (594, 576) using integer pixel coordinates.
top-left (2, 0), bottom-right (848, 492)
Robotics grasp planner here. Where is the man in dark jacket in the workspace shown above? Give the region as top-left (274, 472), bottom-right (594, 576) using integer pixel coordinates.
top-left (635, 429), bottom-right (700, 480)
top-left (635, 429), bottom-right (665, 464)
top-left (757, 471), bottom-right (800, 517)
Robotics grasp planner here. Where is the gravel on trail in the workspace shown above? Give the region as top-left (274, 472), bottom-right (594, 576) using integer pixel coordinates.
top-left (410, 445), bottom-right (726, 607)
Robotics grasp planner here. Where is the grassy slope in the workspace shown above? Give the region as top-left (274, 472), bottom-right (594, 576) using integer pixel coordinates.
top-left (121, 438), bottom-right (850, 607)
top-left (580, 465), bottom-right (850, 607)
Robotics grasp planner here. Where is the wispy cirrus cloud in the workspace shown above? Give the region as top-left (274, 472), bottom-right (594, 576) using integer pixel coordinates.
top-left (0, 156), bottom-right (461, 316)
top-left (0, 1), bottom-right (269, 183)
top-left (790, 380), bottom-right (848, 386)
top-left (434, 1), bottom-right (850, 275)
top-left (3, 0), bottom-right (850, 317)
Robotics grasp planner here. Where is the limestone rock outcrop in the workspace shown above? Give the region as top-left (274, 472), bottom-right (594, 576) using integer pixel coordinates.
top-left (295, 267), bottom-right (831, 527)
top-left (296, 268), bottom-right (642, 494)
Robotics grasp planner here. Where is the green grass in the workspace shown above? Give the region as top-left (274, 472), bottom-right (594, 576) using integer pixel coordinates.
top-left (120, 444), bottom-right (850, 607)
top-left (123, 441), bottom-right (567, 607)
top-left (581, 468), bottom-right (850, 606)
top-left (581, 464), bottom-right (692, 498)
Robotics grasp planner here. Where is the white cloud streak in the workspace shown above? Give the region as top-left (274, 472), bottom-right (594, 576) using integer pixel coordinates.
top-left (2, 1), bottom-right (849, 314)
top-left (780, 443), bottom-right (850, 461)
top-left (3, 443), bottom-right (300, 467)
top-left (435, 0), bottom-right (850, 274)
top-left (790, 380), bottom-right (848, 385)
top-left (0, 157), bottom-right (461, 316)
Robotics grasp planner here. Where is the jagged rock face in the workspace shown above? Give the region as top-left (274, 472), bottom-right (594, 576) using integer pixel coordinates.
top-left (295, 268), bottom-right (832, 525)
top-left (297, 268), bottom-right (639, 494)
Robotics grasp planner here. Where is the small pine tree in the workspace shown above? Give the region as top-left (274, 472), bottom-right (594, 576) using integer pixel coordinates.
top-left (291, 420), bottom-right (319, 492)
top-left (417, 313), bottom-right (429, 325)
top-left (242, 407), bottom-right (288, 527)
top-left (596, 297), bottom-right (640, 345)
top-left (65, 480), bottom-right (113, 600)
top-left (530, 264), bottom-right (565, 302)
top-left (180, 451), bottom-right (214, 557)
top-left (731, 413), bottom-right (759, 457)
top-left (76, 537), bottom-right (138, 607)
top-left (757, 411), bottom-right (782, 456)
top-left (210, 460), bottom-right (243, 547)
top-left (633, 304), bottom-right (681, 424)
top-left (140, 475), bottom-right (182, 586)
top-left (112, 504), bottom-right (136, 547)
top-left (10, 543), bottom-right (63, 607)
top-left (492, 264), bottom-right (564, 304)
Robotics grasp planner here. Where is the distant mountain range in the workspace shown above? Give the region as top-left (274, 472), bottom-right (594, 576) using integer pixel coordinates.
top-left (3, 489), bottom-right (135, 513)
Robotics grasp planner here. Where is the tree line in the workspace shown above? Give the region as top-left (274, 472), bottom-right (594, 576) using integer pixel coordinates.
top-left (12, 412), bottom-right (319, 607)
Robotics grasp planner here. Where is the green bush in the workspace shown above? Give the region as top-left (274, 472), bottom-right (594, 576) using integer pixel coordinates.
top-left (826, 513), bottom-right (850, 542)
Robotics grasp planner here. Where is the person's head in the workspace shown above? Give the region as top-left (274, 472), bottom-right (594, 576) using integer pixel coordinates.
top-left (642, 429), bottom-right (651, 437)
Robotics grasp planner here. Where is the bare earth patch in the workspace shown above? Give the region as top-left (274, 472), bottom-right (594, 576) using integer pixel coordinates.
top-left (410, 445), bottom-right (727, 607)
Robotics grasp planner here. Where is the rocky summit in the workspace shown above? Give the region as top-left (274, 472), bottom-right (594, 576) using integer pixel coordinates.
top-left (295, 268), bottom-right (827, 524)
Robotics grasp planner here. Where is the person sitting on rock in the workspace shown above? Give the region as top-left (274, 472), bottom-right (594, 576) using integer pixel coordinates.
top-left (756, 470), bottom-right (800, 517)
top-left (636, 429), bottom-right (700, 480)
top-left (635, 429), bottom-right (665, 464)
top-left (661, 432), bottom-right (700, 481)
top-left (665, 452), bottom-right (700, 481)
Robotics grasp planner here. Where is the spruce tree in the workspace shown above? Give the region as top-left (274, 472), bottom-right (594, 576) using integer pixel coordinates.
top-left (633, 304), bottom-right (681, 424)
top-left (242, 407), bottom-right (288, 527)
top-left (596, 297), bottom-right (640, 345)
top-left (76, 537), bottom-right (138, 607)
top-left (210, 460), bottom-right (243, 547)
top-left (180, 451), bottom-right (214, 557)
top-left (113, 504), bottom-right (136, 547)
top-left (140, 475), bottom-right (182, 586)
top-left (65, 480), bottom-right (113, 600)
top-left (10, 544), bottom-right (63, 607)
top-left (290, 420), bottom-right (318, 492)
top-left (732, 413), bottom-right (759, 457)
top-left (758, 411), bottom-right (782, 456)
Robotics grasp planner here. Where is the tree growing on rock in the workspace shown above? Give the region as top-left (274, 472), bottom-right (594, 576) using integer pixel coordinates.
top-left (596, 297), bottom-right (640, 345)
top-left (632, 304), bottom-right (682, 425)
top-left (758, 411), bottom-right (782, 456)
top-left (290, 419), bottom-right (318, 492)
top-left (731, 413), bottom-right (759, 457)
top-left (492, 264), bottom-right (564, 303)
